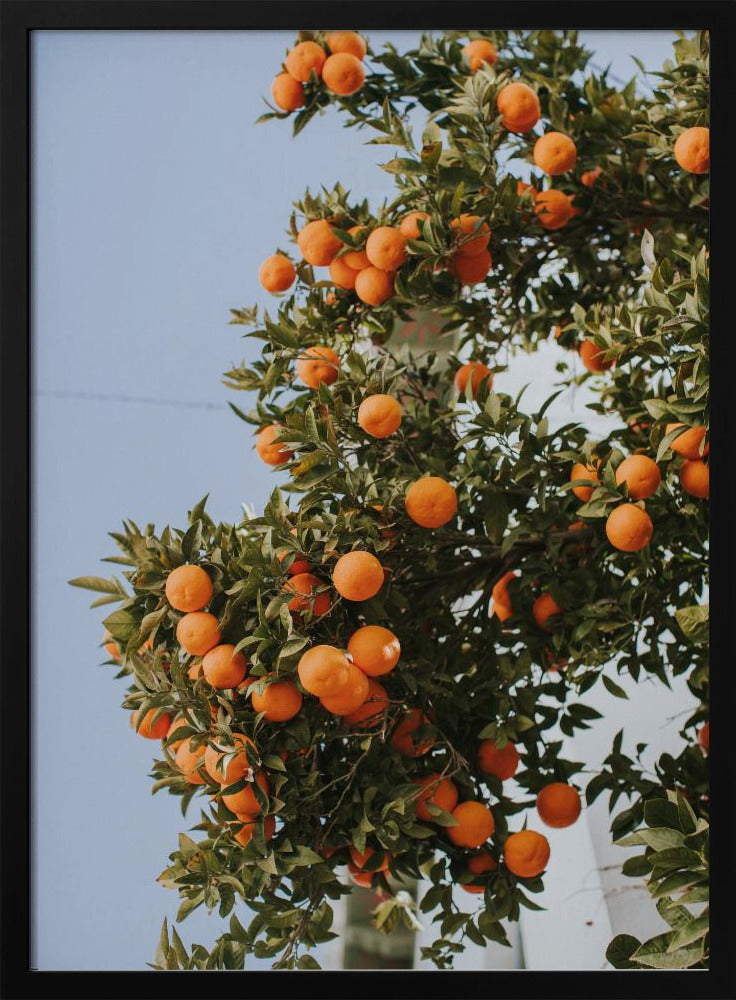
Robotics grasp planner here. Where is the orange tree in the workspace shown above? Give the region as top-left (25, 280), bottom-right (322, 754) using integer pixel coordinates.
top-left (72, 30), bottom-right (709, 970)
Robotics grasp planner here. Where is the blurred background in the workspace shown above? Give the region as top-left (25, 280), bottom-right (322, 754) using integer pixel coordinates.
top-left (32, 27), bottom-right (690, 971)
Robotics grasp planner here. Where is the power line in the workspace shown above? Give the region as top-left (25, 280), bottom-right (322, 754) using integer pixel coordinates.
top-left (35, 389), bottom-right (229, 411)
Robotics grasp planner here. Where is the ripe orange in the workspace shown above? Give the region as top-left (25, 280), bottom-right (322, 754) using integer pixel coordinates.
top-left (405, 476), bottom-right (458, 528)
top-left (454, 361), bottom-right (493, 396)
top-left (415, 774), bottom-right (459, 822)
top-left (447, 801), bottom-right (495, 848)
top-left (259, 254), bottom-right (296, 293)
top-left (202, 643), bottom-right (248, 689)
top-left (605, 503), bottom-right (653, 552)
top-left (322, 53), bottom-right (365, 96)
top-left (283, 572), bottom-right (332, 617)
top-left (347, 625), bottom-right (400, 676)
top-left (326, 31), bottom-right (367, 60)
top-left (234, 812), bottom-right (276, 847)
top-left (349, 845), bottom-right (390, 871)
top-left (222, 769), bottom-right (269, 816)
top-left (297, 644), bottom-right (351, 697)
top-left (103, 631), bottom-right (121, 660)
top-left (204, 733), bottom-right (257, 784)
top-left (251, 679), bottom-right (303, 721)
top-left (504, 829), bottom-right (550, 878)
top-left (366, 227), bottom-right (407, 271)
top-left (165, 564), bottom-right (214, 613)
top-left (489, 570), bottom-right (516, 622)
top-left (533, 133), bottom-right (577, 175)
top-left (697, 721), bottom-right (709, 755)
top-left (674, 126), bottom-right (709, 174)
top-left (533, 189), bottom-right (577, 230)
top-left (347, 864), bottom-right (375, 888)
top-left (581, 166), bottom-right (603, 187)
top-left (467, 851), bottom-right (498, 876)
top-left (175, 739), bottom-right (207, 785)
top-left (297, 219), bottom-right (342, 266)
top-left (532, 593), bottom-right (564, 631)
top-left (666, 424), bottom-right (708, 460)
top-left (296, 345), bottom-right (341, 388)
top-left (285, 41), bottom-right (326, 83)
top-left (329, 255), bottom-right (360, 290)
top-left (345, 679), bottom-right (390, 729)
top-left (579, 339), bottom-right (614, 373)
top-left (354, 266), bottom-right (395, 305)
top-left (463, 39), bottom-right (498, 72)
top-left (496, 81), bottom-right (541, 133)
top-left (536, 782), bottom-right (582, 828)
top-left (391, 708), bottom-right (434, 756)
top-left (131, 707), bottom-right (171, 740)
top-left (320, 662), bottom-right (370, 715)
top-left (343, 225), bottom-right (370, 269)
top-left (570, 461), bottom-right (598, 502)
top-left (255, 424), bottom-right (294, 466)
top-left (357, 394), bottom-right (402, 438)
top-left (399, 211), bottom-right (430, 239)
top-left (615, 454), bottom-right (661, 500)
top-left (680, 459), bottom-right (709, 499)
top-left (277, 542), bottom-right (311, 577)
top-left (450, 215), bottom-right (490, 257)
top-left (449, 248), bottom-right (492, 285)
top-left (332, 551), bottom-right (384, 602)
top-left (176, 611), bottom-right (221, 657)
top-left (477, 739), bottom-right (520, 780)
top-left (271, 73), bottom-right (304, 112)
top-left (164, 715), bottom-right (192, 754)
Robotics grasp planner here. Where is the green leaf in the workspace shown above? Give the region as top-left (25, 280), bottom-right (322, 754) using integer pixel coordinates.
top-left (674, 604), bottom-right (708, 645)
top-left (605, 933), bottom-right (641, 969)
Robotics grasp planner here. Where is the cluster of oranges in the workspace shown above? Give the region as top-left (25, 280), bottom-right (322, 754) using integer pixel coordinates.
top-left (270, 32), bottom-right (367, 113)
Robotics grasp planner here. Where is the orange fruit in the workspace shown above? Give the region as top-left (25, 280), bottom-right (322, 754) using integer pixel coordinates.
top-left (615, 455), bottom-right (661, 500)
top-left (329, 255), bottom-right (360, 290)
top-left (296, 345), bottom-right (341, 388)
top-left (448, 801), bottom-right (495, 848)
top-left (165, 565), bottom-right (214, 613)
top-left (347, 625), bottom-right (400, 676)
top-left (259, 254), bottom-right (296, 293)
top-left (188, 662), bottom-right (203, 681)
top-left (581, 166), bottom-right (602, 187)
top-left (366, 227), bottom-right (407, 271)
top-left (415, 774), bottom-right (459, 822)
top-left (504, 830), bottom-right (550, 878)
top-left (605, 503), bottom-right (653, 552)
top-left (202, 643), bottom-right (248, 689)
top-left (680, 459), bottom-right (709, 499)
top-left (175, 739), bottom-right (207, 785)
top-left (477, 739), bottom-right (520, 780)
top-left (103, 631), bottom-right (121, 660)
top-left (357, 394), bottom-right (402, 438)
top-left (532, 593), bottom-right (564, 631)
top-left (354, 267), bottom-right (395, 305)
top-left (345, 679), bottom-right (390, 729)
top-left (297, 219), bottom-right (342, 266)
top-left (405, 476), bottom-right (458, 528)
top-left (255, 424), bottom-right (294, 466)
top-left (533, 189), bottom-right (577, 230)
top-left (666, 424), bottom-right (708, 460)
top-left (697, 721), bottom-right (709, 755)
top-left (277, 533), bottom-right (311, 576)
top-left (463, 39), bottom-right (498, 71)
top-left (454, 361), bottom-right (493, 396)
top-left (449, 248), bottom-right (492, 284)
top-left (467, 851), bottom-right (498, 876)
top-left (297, 644), bottom-right (351, 697)
top-left (222, 769), bottom-right (269, 816)
top-left (533, 133), bottom-right (577, 175)
top-left (131, 707), bottom-right (171, 740)
top-left (391, 709), bottom-right (434, 756)
top-left (164, 715), bottom-right (192, 754)
top-left (496, 81), bottom-right (541, 133)
top-left (251, 679), bottom-right (303, 722)
top-left (570, 461), bottom-right (598, 502)
top-left (399, 211), bottom-right (430, 239)
top-left (332, 550), bottom-right (384, 601)
top-left (674, 126), bottom-right (709, 174)
top-left (176, 611), bottom-right (221, 657)
top-left (204, 733), bottom-right (257, 785)
top-left (347, 864), bottom-right (375, 888)
top-left (234, 812), bottom-right (276, 847)
top-left (326, 31), bottom-right (367, 60)
top-left (489, 570), bottom-right (516, 622)
top-left (450, 214), bottom-right (490, 256)
top-left (343, 225), bottom-right (370, 269)
top-left (283, 572), bottom-right (332, 617)
top-left (285, 41), bottom-right (326, 82)
top-left (579, 339), bottom-right (614, 373)
top-left (536, 782), bottom-right (582, 828)
top-left (322, 52), bottom-right (365, 96)
top-left (349, 845), bottom-right (390, 871)
top-left (320, 662), bottom-right (370, 715)
top-left (271, 73), bottom-right (304, 112)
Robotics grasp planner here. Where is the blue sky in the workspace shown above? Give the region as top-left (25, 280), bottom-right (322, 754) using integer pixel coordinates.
top-left (32, 28), bottom-right (680, 970)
